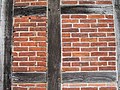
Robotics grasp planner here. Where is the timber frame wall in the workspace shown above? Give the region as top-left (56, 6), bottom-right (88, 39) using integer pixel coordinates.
top-left (1, 0), bottom-right (120, 90)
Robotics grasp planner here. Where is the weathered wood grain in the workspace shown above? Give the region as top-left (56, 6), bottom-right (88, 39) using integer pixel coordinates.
top-left (48, 0), bottom-right (61, 90)
top-left (4, 0), bottom-right (13, 90)
top-left (61, 5), bottom-right (113, 14)
top-left (62, 72), bottom-right (116, 83)
top-left (14, 5), bottom-right (113, 16)
top-left (14, 6), bottom-right (46, 16)
top-left (12, 73), bottom-right (46, 83)
top-left (114, 2), bottom-right (120, 89)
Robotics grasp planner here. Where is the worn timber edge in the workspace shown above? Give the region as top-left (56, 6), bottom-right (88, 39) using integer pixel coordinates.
top-left (12, 73), bottom-right (46, 83)
top-left (114, 1), bottom-right (120, 90)
top-left (14, 6), bottom-right (46, 16)
top-left (14, 5), bottom-right (113, 16)
top-left (62, 72), bottom-right (116, 83)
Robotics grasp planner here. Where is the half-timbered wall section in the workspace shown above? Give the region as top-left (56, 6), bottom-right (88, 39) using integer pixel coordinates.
top-left (7, 0), bottom-right (119, 90)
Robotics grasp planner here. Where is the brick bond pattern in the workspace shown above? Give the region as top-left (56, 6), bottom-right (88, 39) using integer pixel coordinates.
top-left (13, 0), bottom-right (117, 90)
top-left (62, 14), bottom-right (116, 72)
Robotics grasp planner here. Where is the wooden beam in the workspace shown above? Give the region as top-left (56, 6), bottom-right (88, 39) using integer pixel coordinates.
top-left (62, 72), bottom-right (116, 83)
top-left (61, 5), bottom-right (113, 14)
top-left (48, 0), bottom-right (61, 90)
top-left (14, 6), bottom-right (46, 16)
top-left (114, 3), bottom-right (120, 89)
top-left (0, 0), bottom-right (5, 90)
top-left (14, 5), bottom-right (113, 16)
top-left (12, 73), bottom-right (46, 83)
top-left (12, 72), bottom-right (116, 83)
top-left (4, 0), bottom-right (13, 90)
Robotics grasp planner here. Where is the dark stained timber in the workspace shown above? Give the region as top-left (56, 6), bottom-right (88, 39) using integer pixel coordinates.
top-left (62, 72), bottom-right (116, 83)
top-left (4, 0), bottom-right (13, 90)
top-left (48, 0), bottom-right (61, 90)
top-left (14, 6), bottom-right (46, 16)
top-left (12, 73), bottom-right (46, 83)
top-left (61, 5), bottom-right (113, 14)
top-left (14, 5), bottom-right (113, 16)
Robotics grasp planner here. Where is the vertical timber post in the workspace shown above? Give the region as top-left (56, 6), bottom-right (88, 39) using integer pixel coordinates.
top-left (48, 0), bottom-right (61, 90)
top-left (4, 0), bottom-right (13, 90)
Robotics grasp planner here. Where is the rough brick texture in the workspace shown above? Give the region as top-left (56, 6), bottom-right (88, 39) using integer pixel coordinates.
top-left (62, 14), bottom-right (116, 72)
top-left (13, 15), bottom-right (47, 72)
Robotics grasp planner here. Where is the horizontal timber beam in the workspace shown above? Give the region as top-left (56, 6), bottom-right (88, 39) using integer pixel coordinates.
top-left (61, 5), bottom-right (113, 14)
top-left (12, 73), bottom-right (46, 83)
top-left (14, 5), bottom-right (113, 16)
top-left (14, 6), bottom-right (46, 16)
top-left (12, 72), bottom-right (116, 83)
top-left (62, 72), bottom-right (116, 83)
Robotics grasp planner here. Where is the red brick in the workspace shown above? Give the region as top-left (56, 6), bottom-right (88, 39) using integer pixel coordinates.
top-left (91, 42), bottom-right (107, 47)
top-left (73, 24), bottom-right (90, 28)
top-left (90, 62), bottom-right (107, 66)
top-left (81, 29), bottom-right (97, 32)
top-left (29, 88), bottom-right (46, 90)
top-left (91, 52), bottom-right (107, 56)
top-left (99, 47), bottom-right (115, 51)
top-left (99, 66), bottom-right (116, 70)
top-left (96, 1), bottom-right (112, 4)
top-left (89, 33), bottom-right (106, 37)
top-left (81, 47), bottom-right (98, 52)
top-left (63, 48), bottom-right (79, 52)
top-left (88, 15), bottom-right (104, 18)
top-left (73, 43), bottom-right (89, 47)
top-left (62, 19), bottom-right (78, 23)
top-left (72, 33), bottom-right (88, 37)
top-left (19, 52), bottom-right (35, 56)
top-left (81, 67), bottom-right (98, 71)
top-left (29, 67), bottom-right (47, 72)
top-left (81, 38), bottom-right (97, 42)
top-left (14, 47), bottom-right (28, 51)
top-left (98, 19), bottom-right (113, 23)
top-left (63, 58), bottom-right (79, 61)
top-left (13, 87), bottom-right (27, 90)
top-left (73, 52), bottom-right (89, 56)
top-left (80, 19), bottom-right (96, 23)
top-left (62, 67), bottom-right (79, 72)
top-left (100, 87), bottom-right (116, 90)
top-left (19, 62), bottom-right (36, 66)
top-left (81, 88), bottom-right (97, 90)
top-left (100, 57), bottom-right (116, 61)
top-left (62, 1), bottom-right (77, 4)
top-left (63, 88), bottom-right (79, 90)
top-left (79, 1), bottom-right (95, 4)
top-left (71, 15), bottom-right (87, 18)
top-left (12, 67), bottom-right (27, 72)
